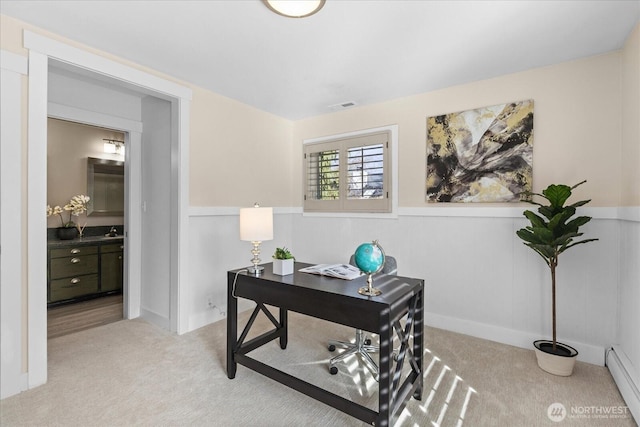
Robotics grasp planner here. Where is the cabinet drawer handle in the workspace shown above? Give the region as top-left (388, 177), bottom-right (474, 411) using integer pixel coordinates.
top-left (70, 248), bottom-right (81, 254)
top-left (120, 245), bottom-right (124, 250)
top-left (70, 258), bottom-right (81, 264)
top-left (70, 278), bottom-right (80, 284)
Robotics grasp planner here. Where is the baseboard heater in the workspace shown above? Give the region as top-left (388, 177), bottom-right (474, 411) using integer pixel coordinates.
top-left (607, 345), bottom-right (640, 423)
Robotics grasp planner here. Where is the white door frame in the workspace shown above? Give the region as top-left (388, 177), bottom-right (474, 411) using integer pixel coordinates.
top-left (47, 102), bottom-right (143, 321)
top-left (24, 31), bottom-right (191, 389)
top-left (1, 50), bottom-right (29, 399)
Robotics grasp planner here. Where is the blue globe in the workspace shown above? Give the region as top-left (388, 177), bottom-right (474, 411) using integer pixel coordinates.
top-left (354, 241), bottom-right (385, 275)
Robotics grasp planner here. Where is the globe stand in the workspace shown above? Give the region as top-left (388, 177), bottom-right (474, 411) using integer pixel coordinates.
top-left (358, 273), bottom-right (382, 296)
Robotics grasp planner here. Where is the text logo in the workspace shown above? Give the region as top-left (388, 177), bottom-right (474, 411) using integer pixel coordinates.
top-left (548, 402), bottom-right (567, 422)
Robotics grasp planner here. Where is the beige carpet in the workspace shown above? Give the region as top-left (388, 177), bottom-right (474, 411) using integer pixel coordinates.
top-left (1, 309), bottom-right (636, 427)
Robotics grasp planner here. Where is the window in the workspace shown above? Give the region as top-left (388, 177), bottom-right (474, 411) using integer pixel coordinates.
top-left (304, 129), bottom-right (392, 213)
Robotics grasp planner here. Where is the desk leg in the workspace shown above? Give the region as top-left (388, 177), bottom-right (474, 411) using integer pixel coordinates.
top-left (279, 308), bottom-right (288, 349)
top-left (413, 287), bottom-right (424, 400)
top-left (227, 276), bottom-right (238, 379)
top-left (378, 311), bottom-right (392, 426)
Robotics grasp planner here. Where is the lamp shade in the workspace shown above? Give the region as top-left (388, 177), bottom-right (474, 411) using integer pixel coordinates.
top-left (239, 206), bottom-right (273, 242)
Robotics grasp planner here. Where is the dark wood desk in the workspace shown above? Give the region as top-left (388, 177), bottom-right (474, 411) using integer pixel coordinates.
top-left (227, 262), bottom-right (424, 426)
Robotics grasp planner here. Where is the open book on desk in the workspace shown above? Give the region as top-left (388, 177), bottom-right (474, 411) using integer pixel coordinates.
top-left (299, 264), bottom-right (363, 280)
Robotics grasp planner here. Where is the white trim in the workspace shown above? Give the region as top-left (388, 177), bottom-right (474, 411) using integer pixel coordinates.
top-left (0, 50), bottom-right (28, 399)
top-left (425, 311), bottom-right (606, 366)
top-left (187, 205), bottom-right (634, 220)
top-left (23, 31), bottom-right (192, 101)
top-left (48, 103), bottom-right (143, 134)
top-left (608, 346), bottom-right (640, 423)
top-left (27, 50), bottom-right (49, 389)
top-left (126, 131), bottom-right (142, 319)
top-left (188, 206), bottom-right (302, 217)
top-left (140, 308), bottom-right (171, 331)
top-left (0, 50), bottom-right (28, 74)
top-left (400, 206), bottom-right (624, 219)
top-left (175, 97), bottom-right (191, 334)
top-left (618, 206), bottom-right (640, 222)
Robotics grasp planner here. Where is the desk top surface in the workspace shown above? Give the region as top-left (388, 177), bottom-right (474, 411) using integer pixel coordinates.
top-left (228, 262), bottom-right (424, 332)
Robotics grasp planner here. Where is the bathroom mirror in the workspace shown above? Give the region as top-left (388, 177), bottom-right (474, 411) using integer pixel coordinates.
top-left (87, 157), bottom-right (124, 216)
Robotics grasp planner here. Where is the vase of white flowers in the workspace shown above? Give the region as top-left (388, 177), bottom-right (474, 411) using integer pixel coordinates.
top-left (47, 195), bottom-right (91, 240)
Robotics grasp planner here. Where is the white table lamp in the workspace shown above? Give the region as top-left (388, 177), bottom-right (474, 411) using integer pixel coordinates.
top-left (240, 203), bottom-right (273, 275)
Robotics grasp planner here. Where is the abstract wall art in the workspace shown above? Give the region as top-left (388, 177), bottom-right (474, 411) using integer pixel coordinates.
top-left (426, 100), bottom-right (534, 202)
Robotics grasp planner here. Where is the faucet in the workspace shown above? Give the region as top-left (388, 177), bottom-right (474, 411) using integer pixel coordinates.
top-left (108, 226), bottom-right (118, 237)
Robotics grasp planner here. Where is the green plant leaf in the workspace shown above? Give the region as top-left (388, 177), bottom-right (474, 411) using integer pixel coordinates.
top-left (542, 184), bottom-right (572, 208)
top-left (523, 210), bottom-right (546, 228)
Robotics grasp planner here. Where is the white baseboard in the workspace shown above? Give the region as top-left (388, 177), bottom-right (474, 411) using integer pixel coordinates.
top-left (607, 346), bottom-right (640, 423)
top-left (189, 309), bottom-right (226, 332)
top-left (140, 308), bottom-right (171, 331)
top-left (0, 372), bottom-right (29, 400)
top-left (188, 299), bottom-right (255, 332)
top-left (424, 312), bottom-right (606, 366)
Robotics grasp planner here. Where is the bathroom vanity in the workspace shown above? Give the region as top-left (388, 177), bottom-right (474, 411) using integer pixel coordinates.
top-left (47, 230), bottom-right (124, 306)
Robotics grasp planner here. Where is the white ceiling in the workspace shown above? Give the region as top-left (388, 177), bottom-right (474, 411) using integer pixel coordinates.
top-left (2, 0), bottom-right (639, 120)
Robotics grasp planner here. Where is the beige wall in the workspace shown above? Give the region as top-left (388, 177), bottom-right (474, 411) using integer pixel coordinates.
top-left (621, 23), bottom-right (640, 206)
top-left (3, 14), bottom-right (636, 209)
top-left (47, 118), bottom-right (125, 228)
top-left (189, 87), bottom-right (294, 207)
top-left (293, 52), bottom-right (625, 207)
top-left (1, 15), bottom-right (296, 209)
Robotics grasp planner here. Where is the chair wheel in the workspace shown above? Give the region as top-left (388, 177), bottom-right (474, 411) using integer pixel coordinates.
top-left (328, 344), bottom-right (336, 352)
top-left (364, 339), bottom-right (372, 345)
top-left (329, 366), bottom-right (338, 375)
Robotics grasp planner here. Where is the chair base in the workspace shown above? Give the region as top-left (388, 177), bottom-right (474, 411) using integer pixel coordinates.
top-left (328, 329), bottom-right (380, 380)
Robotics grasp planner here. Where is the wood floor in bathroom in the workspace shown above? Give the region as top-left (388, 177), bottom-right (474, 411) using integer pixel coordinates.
top-left (47, 294), bottom-right (123, 339)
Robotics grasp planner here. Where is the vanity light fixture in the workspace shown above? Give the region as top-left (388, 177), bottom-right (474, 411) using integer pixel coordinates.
top-left (263, 0), bottom-right (325, 18)
top-left (103, 139), bottom-right (125, 156)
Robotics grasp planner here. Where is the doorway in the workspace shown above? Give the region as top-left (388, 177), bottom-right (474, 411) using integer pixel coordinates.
top-left (25, 30), bottom-right (192, 390)
top-left (46, 118), bottom-right (126, 338)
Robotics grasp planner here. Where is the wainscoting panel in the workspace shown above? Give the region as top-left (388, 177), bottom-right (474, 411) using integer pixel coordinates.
top-left (291, 212), bottom-right (616, 365)
top-left (187, 210), bottom-right (294, 331)
top-left (187, 207), bottom-right (632, 367)
top-left (612, 218), bottom-right (640, 418)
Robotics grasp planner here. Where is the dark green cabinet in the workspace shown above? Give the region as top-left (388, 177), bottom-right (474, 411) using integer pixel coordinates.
top-left (47, 238), bottom-right (124, 305)
top-left (100, 243), bottom-right (123, 292)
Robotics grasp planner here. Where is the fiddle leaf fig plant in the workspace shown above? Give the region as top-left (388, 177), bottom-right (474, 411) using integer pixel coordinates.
top-left (273, 247), bottom-right (295, 260)
top-left (516, 180), bottom-right (598, 351)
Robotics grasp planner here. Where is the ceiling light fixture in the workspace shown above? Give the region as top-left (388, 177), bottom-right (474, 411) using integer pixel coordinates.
top-left (263, 0), bottom-right (325, 18)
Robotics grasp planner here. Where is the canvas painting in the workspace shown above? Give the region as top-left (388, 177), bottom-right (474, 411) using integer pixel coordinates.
top-left (426, 100), bottom-right (534, 202)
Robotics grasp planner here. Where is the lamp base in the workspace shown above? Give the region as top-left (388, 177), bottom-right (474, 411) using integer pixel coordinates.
top-left (248, 265), bottom-right (264, 276)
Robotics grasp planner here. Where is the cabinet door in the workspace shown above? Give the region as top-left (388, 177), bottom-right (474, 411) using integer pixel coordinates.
top-left (101, 251), bottom-right (123, 292)
top-left (50, 274), bottom-right (99, 302)
top-left (50, 254), bottom-right (99, 279)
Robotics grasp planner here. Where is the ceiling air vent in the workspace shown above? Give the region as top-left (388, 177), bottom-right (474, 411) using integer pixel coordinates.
top-left (328, 101), bottom-right (357, 111)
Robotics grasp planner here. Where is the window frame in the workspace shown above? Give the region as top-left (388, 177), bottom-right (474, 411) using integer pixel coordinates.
top-left (303, 125), bottom-right (398, 217)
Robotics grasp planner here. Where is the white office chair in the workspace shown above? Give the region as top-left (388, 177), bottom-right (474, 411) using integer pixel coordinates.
top-left (327, 255), bottom-right (398, 378)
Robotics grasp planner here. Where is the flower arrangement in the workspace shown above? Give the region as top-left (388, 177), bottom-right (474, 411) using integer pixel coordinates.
top-left (47, 194), bottom-right (91, 236)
